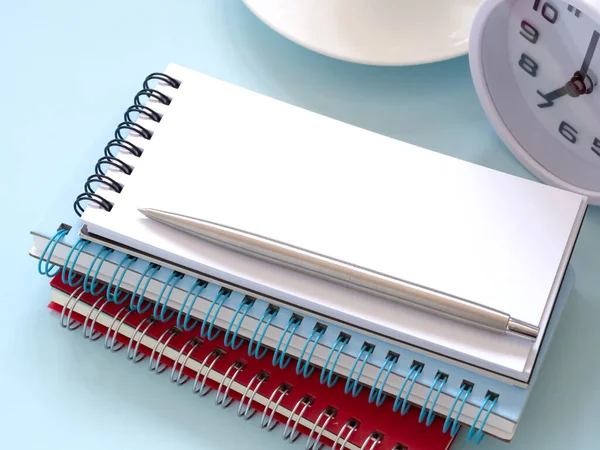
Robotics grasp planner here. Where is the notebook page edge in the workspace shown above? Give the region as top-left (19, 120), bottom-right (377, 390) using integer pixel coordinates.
top-left (523, 202), bottom-right (587, 375)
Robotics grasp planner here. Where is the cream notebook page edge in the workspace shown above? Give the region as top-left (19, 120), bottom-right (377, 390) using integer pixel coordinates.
top-left (81, 63), bottom-right (585, 378)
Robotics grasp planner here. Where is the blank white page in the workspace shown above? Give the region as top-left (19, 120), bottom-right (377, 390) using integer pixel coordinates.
top-left (82, 63), bottom-right (585, 379)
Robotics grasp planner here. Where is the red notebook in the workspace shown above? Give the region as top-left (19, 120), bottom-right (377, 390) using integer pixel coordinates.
top-left (49, 275), bottom-right (455, 450)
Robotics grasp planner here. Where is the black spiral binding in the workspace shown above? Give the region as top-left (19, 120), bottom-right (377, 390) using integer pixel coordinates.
top-left (73, 72), bottom-right (181, 217)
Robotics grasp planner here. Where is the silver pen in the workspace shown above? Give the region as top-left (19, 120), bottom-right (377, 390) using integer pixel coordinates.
top-left (139, 207), bottom-right (539, 340)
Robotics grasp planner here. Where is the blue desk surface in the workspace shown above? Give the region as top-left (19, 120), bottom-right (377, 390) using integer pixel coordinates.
top-left (2, 1), bottom-right (599, 448)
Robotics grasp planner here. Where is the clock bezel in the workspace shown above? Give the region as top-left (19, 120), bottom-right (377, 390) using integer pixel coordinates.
top-left (469, 0), bottom-right (600, 204)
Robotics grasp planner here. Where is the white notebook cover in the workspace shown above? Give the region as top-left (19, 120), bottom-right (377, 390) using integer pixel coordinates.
top-left (81, 63), bottom-right (586, 381)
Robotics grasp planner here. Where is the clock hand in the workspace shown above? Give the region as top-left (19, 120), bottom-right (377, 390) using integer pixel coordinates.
top-left (537, 68), bottom-right (598, 109)
top-left (537, 85), bottom-right (569, 108)
top-left (535, 31), bottom-right (598, 109)
top-left (580, 30), bottom-right (599, 77)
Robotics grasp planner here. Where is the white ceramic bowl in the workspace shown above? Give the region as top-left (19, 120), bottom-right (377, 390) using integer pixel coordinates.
top-left (242, 0), bottom-right (483, 66)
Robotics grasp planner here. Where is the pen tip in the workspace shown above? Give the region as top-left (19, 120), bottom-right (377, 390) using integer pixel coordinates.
top-left (138, 208), bottom-right (170, 222)
top-left (138, 208), bottom-right (154, 218)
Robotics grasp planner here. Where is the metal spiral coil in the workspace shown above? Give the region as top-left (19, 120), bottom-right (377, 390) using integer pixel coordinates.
top-left (306, 406), bottom-right (337, 450)
top-left (360, 432), bottom-right (383, 450)
top-left (126, 316), bottom-right (156, 363)
top-left (215, 361), bottom-right (245, 408)
top-left (104, 305), bottom-right (134, 352)
top-left (170, 337), bottom-right (203, 385)
top-left (73, 71), bottom-right (180, 217)
top-left (60, 286), bottom-right (85, 330)
top-left (82, 295), bottom-right (109, 340)
top-left (282, 394), bottom-right (314, 443)
top-left (260, 383), bottom-right (291, 431)
top-left (148, 327), bottom-right (180, 373)
top-left (237, 371), bottom-right (270, 420)
top-left (330, 419), bottom-right (359, 450)
top-left (192, 348), bottom-right (225, 397)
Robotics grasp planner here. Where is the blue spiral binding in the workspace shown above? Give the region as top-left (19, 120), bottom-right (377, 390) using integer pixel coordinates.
top-left (272, 316), bottom-right (302, 370)
top-left (368, 352), bottom-right (399, 406)
top-left (176, 279), bottom-right (208, 331)
top-left (467, 393), bottom-right (498, 444)
top-left (247, 306), bottom-right (278, 360)
top-left (296, 325), bottom-right (326, 378)
top-left (200, 288), bottom-right (231, 341)
top-left (61, 238), bottom-right (90, 287)
top-left (130, 263), bottom-right (161, 313)
top-left (392, 363), bottom-right (423, 415)
top-left (153, 271), bottom-right (184, 321)
top-left (107, 254), bottom-right (138, 304)
top-left (345, 343), bottom-right (374, 397)
top-left (224, 297), bottom-right (255, 350)
top-left (320, 334), bottom-right (350, 388)
top-left (82, 246), bottom-right (114, 295)
top-left (38, 228), bottom-right (69, 277)
top-left (443, 382), bottom-right (473, 437)
top-left (419, 372), bottom-right (448, 425)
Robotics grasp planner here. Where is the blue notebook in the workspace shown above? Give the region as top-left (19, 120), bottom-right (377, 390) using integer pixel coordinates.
top-left (29, 63), bottom-right (585, 443)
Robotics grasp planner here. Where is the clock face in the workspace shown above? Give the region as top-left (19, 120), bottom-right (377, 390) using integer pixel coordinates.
top-left (509, 1), bottom-right (599, 167)
top-left (471, 0), bottom-right (600, 196)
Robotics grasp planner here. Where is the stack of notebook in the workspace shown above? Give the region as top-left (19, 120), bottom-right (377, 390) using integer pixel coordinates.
top-left (30, 63), bottom-right (587, 448)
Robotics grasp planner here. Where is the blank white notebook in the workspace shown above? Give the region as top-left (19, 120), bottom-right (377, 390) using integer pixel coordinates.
top-left (81, 63), bottom-right (586, 381)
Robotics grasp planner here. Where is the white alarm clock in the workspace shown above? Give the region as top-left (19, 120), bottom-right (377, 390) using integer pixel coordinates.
top-left (469, 0), bottom-right (600, 203)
